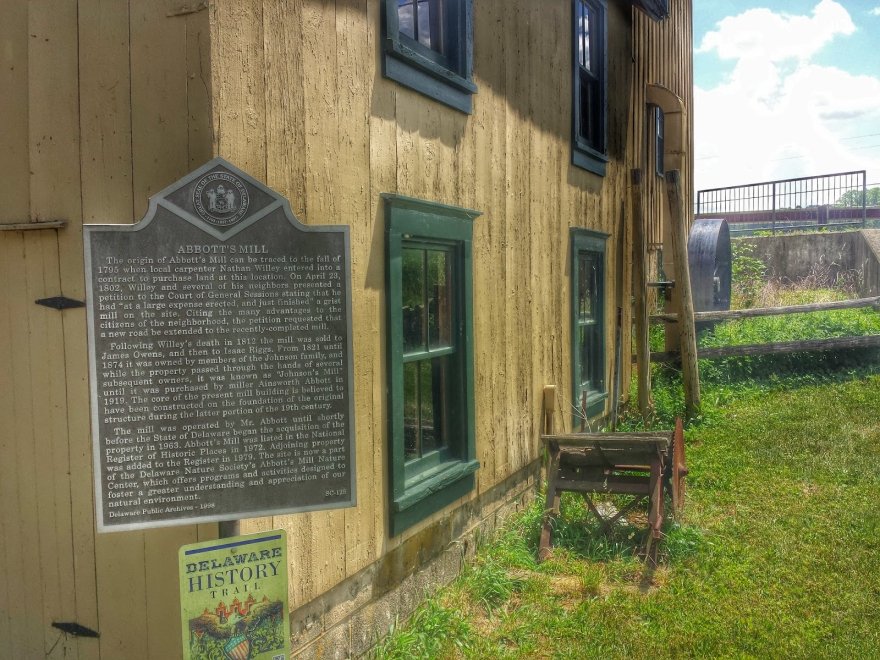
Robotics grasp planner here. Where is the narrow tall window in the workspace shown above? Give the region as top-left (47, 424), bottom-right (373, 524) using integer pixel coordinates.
top-left (385, 194), bottom-right (480, 535)
top-left (655, 105), bottom-right (665, 177)
top-left (383, 0), bottom-right (477, 113)
top-left (571, 229), bottom-right (608, 420)
top-left (572, 0), bottom-right (608, 175)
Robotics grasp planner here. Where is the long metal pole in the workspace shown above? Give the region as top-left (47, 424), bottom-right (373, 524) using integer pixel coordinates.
top-left (862, 171), bottom-right (868, 228)
top-left (771, 182), bottom-right (777, 235)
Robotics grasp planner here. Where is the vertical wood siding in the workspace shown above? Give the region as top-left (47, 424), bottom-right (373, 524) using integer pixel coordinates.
top-left (208, 0), bottom-right (694, 613)
top-left (1, 2), bottom-right (212, 658)
top-left (1, 0), bottom-right (692, 656)
top-left (632, 0), bottom-right (694, 250)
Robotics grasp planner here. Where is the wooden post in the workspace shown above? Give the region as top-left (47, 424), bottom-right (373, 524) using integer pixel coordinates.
top-left (539, 385), bottom-right (559, 562)
top-left (630, 169), bottom-right (652, 420)
top-left (664, 170), bottom-right (701, 418)
top-left (542, 385), bottom-right (556, 436)
top-left (610, 201), bottom-right (626, 431)
top-left (219, 520), bottom-right (240, 538)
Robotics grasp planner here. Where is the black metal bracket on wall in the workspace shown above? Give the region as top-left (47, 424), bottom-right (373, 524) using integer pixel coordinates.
top-left (35, 296), bottom-right (85, 310)
top-left (51, 622), bottom-right (100, 638)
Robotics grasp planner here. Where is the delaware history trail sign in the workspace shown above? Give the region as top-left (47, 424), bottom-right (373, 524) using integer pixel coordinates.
top-left (179, 531), bottom-right (291, 660)
top-left (84, 158), bottom-right (356, 531)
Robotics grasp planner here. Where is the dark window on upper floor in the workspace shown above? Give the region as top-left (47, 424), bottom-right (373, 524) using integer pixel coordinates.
top-left (572, 0), bottom-right (608, 176)
top-left (382, 0), bottom-right (477, 113)
top-left (655, 105), bottom-right (665, 177)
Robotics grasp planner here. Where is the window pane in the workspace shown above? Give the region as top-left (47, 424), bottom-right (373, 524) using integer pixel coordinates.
top-left (405, 357), bottom-right (449, 461)
top-left (419, 360), bottom-right (437, 453)
top-left (576, 245), bottom-right (604, 396)
top-left (579, 325), bottom-right (601, 391)
top-left (577, 1), bottom-right (592, 72)
top-left (427, 249), bottom-right (452, 349)
top-left (655, 107), bottom-right (665, 175)
top-left (578, 323), bottom-right (605, 392)
top-left (417, 0), bottom-right (432, 48)
top-left (403, 361), bottom-right (420, 460)
top-left (402, 248), bottom-right (426, 352)
top-left (592, 325), bottom-right (603, 389)
top-left (398, 0), bottom-right (415, 39)
top-left (579, 325), bottom-right (590, 389)
top-left (579, 71), bottom-right (599, 145)
top-left (578, 252), bottom-right (595, 320)
top-left (409, 0), bottom-right (445, 54)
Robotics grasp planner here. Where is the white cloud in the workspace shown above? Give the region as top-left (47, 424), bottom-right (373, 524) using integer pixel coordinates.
top-left (697, 0), bottom-right (854, 63)
top-left (694, 1), bottom-right (880, 193)
top-left (871, 7), bottom-right (880, 17)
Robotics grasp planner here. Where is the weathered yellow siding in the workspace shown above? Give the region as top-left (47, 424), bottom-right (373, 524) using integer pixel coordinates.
top-left (632, 1), bottom-right (695, 250)
top-left (1, 2), bottom-right (212, 658)
top-left (208, 0), bottom-right (694, 610)
top-left (1, 0), bottom-right (693, 657)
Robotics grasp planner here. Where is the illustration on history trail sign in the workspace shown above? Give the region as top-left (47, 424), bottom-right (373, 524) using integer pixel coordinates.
top-left (179, 531), bottom-right (291, 660)
top-left (84, 158), bottom-right (356, 531)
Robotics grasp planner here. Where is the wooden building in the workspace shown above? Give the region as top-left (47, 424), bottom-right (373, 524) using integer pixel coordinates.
top-left (0, 0), bottom-right (693, 657)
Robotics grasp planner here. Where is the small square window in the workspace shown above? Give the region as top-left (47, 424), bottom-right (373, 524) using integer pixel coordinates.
top-left (382, 0), bottom-right (477, 113)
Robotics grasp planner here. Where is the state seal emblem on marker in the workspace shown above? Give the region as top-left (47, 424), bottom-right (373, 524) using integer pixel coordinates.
top-left (193, 171), bottom-right (250, 227)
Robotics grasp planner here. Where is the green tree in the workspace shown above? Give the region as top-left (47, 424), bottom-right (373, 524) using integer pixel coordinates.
top-left (835, 187), bottom-right (880, 207)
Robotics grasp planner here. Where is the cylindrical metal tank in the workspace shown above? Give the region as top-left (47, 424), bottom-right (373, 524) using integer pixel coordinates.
top-left (687, 218), bottom-right (731, 313)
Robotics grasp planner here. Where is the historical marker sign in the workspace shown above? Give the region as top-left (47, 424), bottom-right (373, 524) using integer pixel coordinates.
top-left (85, 158), bottom-right (356, 531)
top-left (179, 530), bottom-right (291, 660)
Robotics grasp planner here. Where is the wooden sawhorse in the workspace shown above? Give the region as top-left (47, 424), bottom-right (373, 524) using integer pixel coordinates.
top-left (538, 419), bottom-right (686, 562)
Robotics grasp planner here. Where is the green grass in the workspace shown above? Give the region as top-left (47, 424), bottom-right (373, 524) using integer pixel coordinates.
top-left (373, 278), bottom-right (880, 658)
top-left (645, 283), bottom-right (880, 427)
top-left (372, 369), bottom-right (880, 659)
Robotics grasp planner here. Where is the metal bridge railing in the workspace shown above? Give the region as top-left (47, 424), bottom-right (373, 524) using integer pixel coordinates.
top-left (696, 170), bottom-right (869, 236)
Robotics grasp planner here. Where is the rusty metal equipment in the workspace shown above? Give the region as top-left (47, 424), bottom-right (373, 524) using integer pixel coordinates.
top-left (538, 418), bottom-right (687, 562)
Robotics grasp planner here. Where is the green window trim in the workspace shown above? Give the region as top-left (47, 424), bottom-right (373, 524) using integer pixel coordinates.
top-left (571, 0), bottom-right (608, 176)
top-left (384, 194), bottom-right (481, 536)
top-left (570, 228), bottom-right (609, 424)
top-left (382, 0), bottom-right (477, 114)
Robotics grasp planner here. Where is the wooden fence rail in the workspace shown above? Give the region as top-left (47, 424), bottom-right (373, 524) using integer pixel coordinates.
top-left (651, 296), bottom-right (880, 325)
top-left (644, 296), bottom-right (880, 363)
top-left (649, 334), bottom-right (880, 364)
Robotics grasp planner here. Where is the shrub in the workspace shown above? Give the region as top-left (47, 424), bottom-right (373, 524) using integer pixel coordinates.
top-left (730, 241), bottom-right (767, 308)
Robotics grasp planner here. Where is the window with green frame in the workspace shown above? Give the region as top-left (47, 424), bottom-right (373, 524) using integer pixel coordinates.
top-left (571, 229), bottom-right (608, 422)
top-left (382, 0), bottom-right (477, 113)
top-left (572, 0), bottom-right (608, 175)
top-left (384, 194), bottom-right (480, 535)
